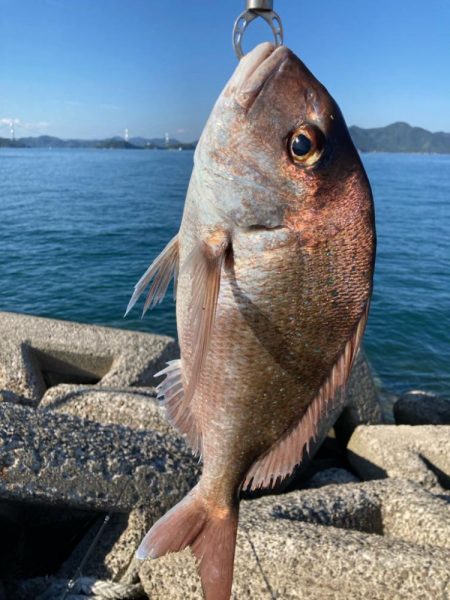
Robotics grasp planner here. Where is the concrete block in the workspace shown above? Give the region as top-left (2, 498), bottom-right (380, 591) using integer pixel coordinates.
top-left (0, 312), bottom-right (177, 405)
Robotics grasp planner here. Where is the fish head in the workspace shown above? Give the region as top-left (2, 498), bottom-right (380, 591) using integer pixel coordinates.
top-left (195, 43), bottom-right (374, 240)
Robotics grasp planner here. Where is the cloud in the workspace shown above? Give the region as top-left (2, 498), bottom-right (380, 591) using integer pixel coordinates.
top-left (0, 118), bottom-right (19, 126)
top-left (0, 118), bottom-right (50, 134)
top-left (176, 128), bottom-right (188, 134)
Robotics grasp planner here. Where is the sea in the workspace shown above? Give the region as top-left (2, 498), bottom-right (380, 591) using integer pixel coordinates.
top-left (1, 148), bottom-right (449, 395)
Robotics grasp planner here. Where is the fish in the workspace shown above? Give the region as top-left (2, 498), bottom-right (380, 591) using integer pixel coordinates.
top-left (126, 42), bottom-right (376, 600)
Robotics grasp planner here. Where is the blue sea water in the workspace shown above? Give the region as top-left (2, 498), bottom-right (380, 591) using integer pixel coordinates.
top-left (1, 148), bottom-right (449, 395)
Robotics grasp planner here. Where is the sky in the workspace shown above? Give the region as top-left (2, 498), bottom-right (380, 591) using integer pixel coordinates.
top-left (0, 0), bottom-right (449, 141)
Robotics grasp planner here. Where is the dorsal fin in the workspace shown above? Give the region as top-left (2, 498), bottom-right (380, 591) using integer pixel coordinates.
top-left (183, 231), bottom-right (229, 407)
top-left (125, 234), bottom-right (179, 317)
top-left (243, 305), bottom-right (369, 491)
top-left (155, 359), bottom-right (202, 454)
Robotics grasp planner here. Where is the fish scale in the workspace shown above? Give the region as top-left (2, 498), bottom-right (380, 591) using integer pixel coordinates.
top-left (127, 42), bottom-right (375, 600)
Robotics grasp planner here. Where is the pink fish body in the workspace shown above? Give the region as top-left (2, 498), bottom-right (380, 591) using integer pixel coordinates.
top-left (127, 43), bottom-right (375, 600)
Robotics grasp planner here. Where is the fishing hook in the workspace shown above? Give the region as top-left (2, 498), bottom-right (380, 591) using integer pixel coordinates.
top-left (232, 0), bottom-right (284, 60)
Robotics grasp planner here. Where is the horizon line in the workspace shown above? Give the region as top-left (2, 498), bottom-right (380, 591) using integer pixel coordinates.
top-left (1, 121), bottom-right (450, 142)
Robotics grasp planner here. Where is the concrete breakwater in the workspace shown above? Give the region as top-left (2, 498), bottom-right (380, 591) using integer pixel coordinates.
top-left (0, 311), bottom-right (449, 599)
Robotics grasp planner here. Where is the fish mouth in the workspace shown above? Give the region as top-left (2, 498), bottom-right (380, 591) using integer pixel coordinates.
top-left (234, 43), bottom-right (290, 109)
top-left (236, 223), bottom-right (293, 249)
top-left (243, 223), bottom-right (288, 233)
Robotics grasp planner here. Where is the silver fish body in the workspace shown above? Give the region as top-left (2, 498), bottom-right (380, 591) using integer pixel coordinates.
top-left (127, 42), bottom-right (375, 600)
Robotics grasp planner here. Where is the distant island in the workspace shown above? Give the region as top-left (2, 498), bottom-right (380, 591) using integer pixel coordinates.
top-left (0, 135), bottom-right (197, 151)
top-left (1, 123), bottom-right (450, 154)
top-left (348, 122), bottom-right (450, 154)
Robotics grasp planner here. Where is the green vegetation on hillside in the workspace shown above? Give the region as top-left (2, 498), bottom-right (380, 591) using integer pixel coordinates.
top-left (349, 122), bottom-right (450, 154)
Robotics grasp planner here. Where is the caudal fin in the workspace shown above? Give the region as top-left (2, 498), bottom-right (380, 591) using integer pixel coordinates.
top-left (137, 487), bottom-right (239, 600)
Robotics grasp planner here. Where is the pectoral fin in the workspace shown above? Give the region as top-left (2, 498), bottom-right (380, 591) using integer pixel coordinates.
top-left (125, 234), bottom-right (179, 317)
top-left (184, 230), bottom-right (230, 405)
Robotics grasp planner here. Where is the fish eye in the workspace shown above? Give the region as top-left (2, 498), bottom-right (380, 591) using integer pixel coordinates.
top-left (289, 124), bottom-right (325, 166)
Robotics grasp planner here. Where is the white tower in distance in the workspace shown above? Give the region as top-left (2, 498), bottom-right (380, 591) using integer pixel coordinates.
top-left (165, 132), bottom-right (170, 147)
top-left (124, 128), bottom-right (129, 142)
top-left (10, 120), bottom-right (15, 141)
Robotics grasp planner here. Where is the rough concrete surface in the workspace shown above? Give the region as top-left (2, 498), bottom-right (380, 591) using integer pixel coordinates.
top-left (138, 477), bottom-right (450, 599)
top-left (0, 311), bottom-right (177, 405)
top-left (140, 494), bottom-right (450, 599)
top-left (0, 402), bottom-right (199, 513)
top-left (302, 466), bottom-right (360, 488)
top-left (1, 313), bottom-right (448, 600)
top-left (261, 479), bottom-right (450, 549)
top-left (347, 424), bottom-right (450, 491)
top-left (394, 389), bottom-right (450, 425)
top-left (39, 383), bottom-right (173, 433)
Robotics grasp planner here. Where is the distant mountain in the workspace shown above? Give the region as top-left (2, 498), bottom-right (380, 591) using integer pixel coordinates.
top-left (0, 135), bottom-right (195, 150)
top-left (130, 136), bottom-right (166, 147)
top-left (5, 135), bottom-right (140, 150)
top-left (92, 138), bottom-right (139, 149)
top-left (0, 138), bottom-right (27, 148)
top-left (17, 135), bottom-right (66, 148)
top-left (349, 122), bottom-right (450, 154)
top-left (1, 124), bottom-right (449, 153)
top-left (130, 137), bottom-right (197, 150)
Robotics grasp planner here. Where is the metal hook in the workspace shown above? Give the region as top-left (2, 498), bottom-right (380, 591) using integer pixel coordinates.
top-left (233, 0), bottom-right (284, 60)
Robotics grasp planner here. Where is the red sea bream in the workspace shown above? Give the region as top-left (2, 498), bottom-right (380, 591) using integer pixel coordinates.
top-left (127, 42), bottom-right (376, 600)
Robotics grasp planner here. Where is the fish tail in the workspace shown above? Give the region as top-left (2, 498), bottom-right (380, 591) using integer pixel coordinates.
top-left (137, 486), bottom-right (239, 600)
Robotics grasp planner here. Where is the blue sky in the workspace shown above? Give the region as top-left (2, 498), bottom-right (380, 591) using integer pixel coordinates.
top-left (0, 0), bottom-right (449, 141)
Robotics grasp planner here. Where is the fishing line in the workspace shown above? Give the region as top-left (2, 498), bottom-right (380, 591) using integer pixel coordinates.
top-left (59, 478), bottom-right (131, 600)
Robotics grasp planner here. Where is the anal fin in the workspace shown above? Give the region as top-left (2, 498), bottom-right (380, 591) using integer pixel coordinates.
top-left (244, 305), bottom-right (370, 491)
